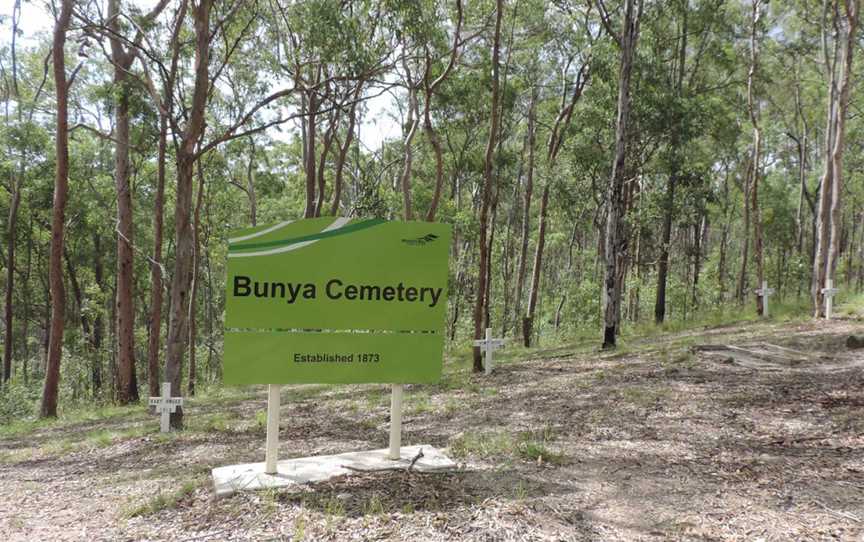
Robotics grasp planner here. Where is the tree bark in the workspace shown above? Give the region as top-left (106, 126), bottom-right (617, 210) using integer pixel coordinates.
top-left (330, 97), bottom-right (359, 216)
top-left (654, 173), bottom-right (676, 323)
top-left (514, 90), bottom-right (536, 337)
top-left (246, 137), bottom-right (258, 226)
top-left (399, 68), bottom-right (419, 221)
top-left (813, 0), bottom-right (858, 316)
top-left (3, 187), bottom-right (20, 384)
top-left (472, 0), bottom-right (503, 371)
top-left (110, 0), bottom-right (139, 403)
top-left (523, 185), bottom-right (547, 347)
top-left (602, 0), bottom-right (642, 349)
top-left (188, 163), bottom-right (205, 396)
top-left (304, 88), bottom-right (318, 219)
top-left (148, 116), bottom-right (167, 399)
top-left (164, 0), bottom-right (211, 428)
top-left (748, 0), bottom-right (766, 316)
top-left (3, 0), bottom-right (23, 385)
top-left (654, 2), bottom-right (687, 324)
top-left (41, 0), bottom-right (74, 418)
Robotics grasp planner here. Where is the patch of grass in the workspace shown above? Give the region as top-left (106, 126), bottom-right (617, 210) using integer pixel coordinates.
top-left (480, 386), bottom-right (499, 397)
top-left (437, 370), bottom-right (471, 391)
top-left (407, 393), bottom-right (432, 415)
top-left (188, 411), bottom-right (239, 433)
top-left (0, 448), bottom-right (34, 464)
top-left (255, 409), bottom-right (267, 431)
top-left (42, 438), bottom-right (78, 456)
top-left (620, 385), bottom-right (667, 407)
top-left (124, 478), bottom-right (200, 517)
top-left (513, 481), bottom-right (529, 500)
top-left (362, 494), bottom-right (385, 516)
top-left (82, 424), bottom-right (150, 449)
top-left (86, 429), bottom-right (115, 448)
top-left (364, 388), bottom-right (386, 409)
top-left (449, 430), bottom-right (513, 460)
top-left (289, 384), bottom-right (330, 401)
top-left (292, 515), bottom-right (307, 541)
top-left (515, 425), bottom-right (565, 465)
top-left (442, 397), bottom-right (464, 415)
top-left (358, 417), bottom-right (378, 431)
top-left (322, 495), bottom-right (346, 517)
top-left (516, 439), bottom-right (565, 464)
top-left (261, 488), bottom-right (280, 516)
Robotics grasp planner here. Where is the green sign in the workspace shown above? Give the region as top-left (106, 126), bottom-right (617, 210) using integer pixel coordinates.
top-left (224, 217), bottom-right (451, 385)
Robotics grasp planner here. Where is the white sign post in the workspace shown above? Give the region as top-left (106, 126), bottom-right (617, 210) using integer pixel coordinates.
top-left (474, 327), bottom-right (506, 375)
top-left (822, 279), bottom-right (839, 320)
top-left (388, 384), bottom-right (404, 460)
top-left (149, 382), bottom-right (184, 433)
top-left (265, 384), bottom-right (281, 474)
top-left (754, 280), bottom-right (776, 317)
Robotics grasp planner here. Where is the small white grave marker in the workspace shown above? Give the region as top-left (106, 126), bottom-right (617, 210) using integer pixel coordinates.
top-left (149, 382), bottom-right (183, 433)
top-left (474, 327), bottom-right (505, 375)
top-left (822, 279), bottom-right (839, 320)
top-left (754, 280), bottom-right (776, 317)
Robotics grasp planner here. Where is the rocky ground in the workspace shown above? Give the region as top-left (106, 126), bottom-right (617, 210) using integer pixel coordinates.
top-left (1, 310), bottom-right (863, 541)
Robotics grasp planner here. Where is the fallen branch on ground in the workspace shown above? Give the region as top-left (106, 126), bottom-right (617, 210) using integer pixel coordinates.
top-left (341, 448), bottom-right (425, 473)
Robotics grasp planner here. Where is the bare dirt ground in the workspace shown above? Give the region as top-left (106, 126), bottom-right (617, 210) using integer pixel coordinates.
top-left (1, 314), bottom-right (863, 541)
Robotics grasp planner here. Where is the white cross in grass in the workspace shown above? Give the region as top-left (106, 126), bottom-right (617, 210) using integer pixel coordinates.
top-left (821, 279), bottom-right (839, 320)
top-left (149, 382), bottom-right (183, 433)
top-left (473, 327), bottom-right (505, 376)
top-left (754, 280), bottom-right (776, 317)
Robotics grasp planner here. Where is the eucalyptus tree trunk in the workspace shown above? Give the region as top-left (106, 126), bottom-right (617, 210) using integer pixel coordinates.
top-left (601, 0), bottom-right (642, 349)
top-left (399, 68), bottom-right (420, 221)
top-left (304, 87), bottom-right (318, 219)
top-left (164, 0), bottom-right (211, 428)
top-left (813, 0), bottom-right (859, 316)
top-left (654, 2), bottom-right (687, 324)
top-left (735, 158), bottom-right (751, 304)
top-left (3, 0), bottom-right (23, 385)
top-left (148, 116), bottom-right (167, 399)
top-left (3, 185), bottom-right (20, 384)
top-left (188, 164), bottom-right (205, 396)
top-left (748, 0), bottom-right (766, 316)
top-left (472, 0), bottom-right (503, 371)
top-left (314, 104), bottom-right (338, 217)
top-left (514, 90), bottom-right (536, 339)
top-left (41, 0), bottom-right (74, 418)
top-left (424, 0), bottom-right (462, 222)
top-left (109, 0), bottom-right (139, 403)
top-left (246, 138), bottom-right (258, 226)
top-left (331, 97), bottom-right (359, 216)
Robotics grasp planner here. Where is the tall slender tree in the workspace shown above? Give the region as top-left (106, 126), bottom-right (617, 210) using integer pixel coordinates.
top-left (41, 0), bottom-right (76, 418)
top-left (473, 0), bottom-right (504, 372)
top-left (813, 0), bottom-right (859, 316)
top-left (600, 0), bottom-right (643, 349)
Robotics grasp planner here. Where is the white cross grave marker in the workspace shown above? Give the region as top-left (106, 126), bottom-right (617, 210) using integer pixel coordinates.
top-left (822, 279), bottom-right (839, 320)
top-left (474, 327), bottom-right (506, 375)
top-left (754, 280), bottom-right (775, 317)
top-left (149, 382), bottom-right (183, 433)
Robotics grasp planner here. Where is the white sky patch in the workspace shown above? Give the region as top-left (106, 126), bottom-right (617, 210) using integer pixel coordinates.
top-left (1, 1), bottom-right (403, 151)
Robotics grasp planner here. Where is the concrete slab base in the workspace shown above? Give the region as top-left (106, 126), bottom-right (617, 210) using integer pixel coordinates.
top-left (212, 445), bottom-right (456, 497)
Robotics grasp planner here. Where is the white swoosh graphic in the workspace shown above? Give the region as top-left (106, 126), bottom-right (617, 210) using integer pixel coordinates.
top-left (228, 220), bottom-right (294, 244)
top-left (228, 217), bottom-right (351, 258)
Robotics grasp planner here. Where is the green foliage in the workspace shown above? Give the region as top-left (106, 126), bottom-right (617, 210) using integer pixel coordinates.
top-left (0, 380), bottom-right (40, 425)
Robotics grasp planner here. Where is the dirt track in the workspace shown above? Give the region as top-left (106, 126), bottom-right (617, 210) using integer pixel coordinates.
top-left (1, 316), bottom-right (863, 541)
